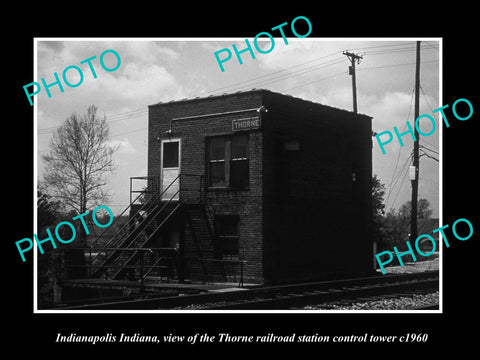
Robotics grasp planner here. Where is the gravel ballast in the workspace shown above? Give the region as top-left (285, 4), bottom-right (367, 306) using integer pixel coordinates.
top-left (301, 253), bottom-right (440, 310)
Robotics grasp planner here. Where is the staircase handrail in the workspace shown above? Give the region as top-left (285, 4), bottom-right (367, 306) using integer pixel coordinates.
top-left (88, 176), bottom-right (161, 250)
top-left (109, 191), bottom-right (182, 279)
top-left (88, 173), bottom-right (204, 276)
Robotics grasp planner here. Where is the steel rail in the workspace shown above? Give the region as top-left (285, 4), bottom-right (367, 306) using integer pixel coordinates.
top-left (56, 271), bottom-right (439, 310)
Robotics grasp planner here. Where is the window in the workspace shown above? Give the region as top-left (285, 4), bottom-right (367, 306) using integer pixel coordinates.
top-left (209, 137), bottom-right (226, 187)
top-left (214, 215), bottom-right (239, 259)
top-left (208, 134), bottom-right (249, 188)
top-left (230, 135), bottom-right (249, 188)
top-left (162, 141), bottom-right (179, 168)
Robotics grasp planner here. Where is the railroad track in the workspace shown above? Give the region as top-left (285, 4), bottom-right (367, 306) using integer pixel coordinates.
top-left (206, 273), bottom-right (439, 310)
top-left (58, 271), bottom-right (439, 310)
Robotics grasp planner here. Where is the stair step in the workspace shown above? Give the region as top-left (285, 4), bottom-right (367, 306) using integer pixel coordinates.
top-left (92, 200), bottom-right (212, 282)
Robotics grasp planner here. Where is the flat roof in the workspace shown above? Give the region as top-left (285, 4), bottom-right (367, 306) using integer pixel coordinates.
top-left (148, 88), bottom-right (372, 119)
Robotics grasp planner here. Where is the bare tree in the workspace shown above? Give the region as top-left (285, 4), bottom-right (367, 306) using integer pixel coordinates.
top-left (42, 105), bottom-right (118, 215)
top-left (41, 105), bottom-right (117, 280)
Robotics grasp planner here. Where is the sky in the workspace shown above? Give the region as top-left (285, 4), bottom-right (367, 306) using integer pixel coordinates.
top-left (35, 38), bottom-right (441, 217)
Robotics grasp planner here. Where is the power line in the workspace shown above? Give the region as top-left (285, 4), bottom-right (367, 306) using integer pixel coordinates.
top-left (351, 42), bottom-right (415, 50)
top-left (37, 112), bottom-right (138, 136)
top-left (357, 59), bottom-right (438, 72)
top-left (280, 71), bottom-right (347, 92)
top-left (37, 45), bottom-right (440, 138)
top-left (205, 57), bottom-right (346, 96)
top-left (418, 85), bottom-right (440, 152)
top-left (199, 52), bottom-right (343, 96)
top-left (420, 151), bottom-right (439, 162)
top-left (102, 108), bottom-right (148, 120)
top-left (389, 153), bottom-right (412, 210)
top-left (419, 85), bottom-right (436, 112)
top-left (39, 126), bottom-right (148, 154)
top-left (419, 85), bottom-right (440, 122)
top-left (232, 58), bottom-right (346, 92)
top-left (39, 44), bottom-right (429, 135)
top-left (420, 144), bottom-right (439, 155)
top-left (385, 87), bottom-right (415, 207)
top-left (281, 60), bottom-right (438, 95)
top-left (386, 152), bottom-right (411, 209)
top-left (208, 42), bottom-right (437, 95)
top-left (419, 136), bottom-right (439, 150)
top-left (102, 109), bottom-right (148, 123)
top-left (38, 110), bottom-right (148, 135)
top-left (110, 127), bottom-right (147, 138)
top-left (364, 47), bottom-right (416, 56)
top-left (37, 53), bottom-right (348, 136)
top-left (206, 46), bottom-right (433, 96)
top-left (423, 41), bottom-right (439, 50)
top-left (361, 44), bottom-right (438, 57)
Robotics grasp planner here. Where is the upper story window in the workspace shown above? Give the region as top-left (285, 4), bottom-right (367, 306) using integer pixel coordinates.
top-left (162, 141), bottom-right (179, 168)
top-left (208, 134), bottom-right (249, 189)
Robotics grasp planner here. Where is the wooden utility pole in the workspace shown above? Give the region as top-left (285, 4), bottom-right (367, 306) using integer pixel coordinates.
top-left (410, 41), bottom-right (421, 243)
top-left (343, 51), bottom-right (363, 113)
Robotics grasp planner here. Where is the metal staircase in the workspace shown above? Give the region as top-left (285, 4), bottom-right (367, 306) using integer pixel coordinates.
top-left (87, 174), bottom-right (206, 282)
top-left (109, 202), bottom-right (181, 280)
top-left (184, 204), bottom-right (215, 281)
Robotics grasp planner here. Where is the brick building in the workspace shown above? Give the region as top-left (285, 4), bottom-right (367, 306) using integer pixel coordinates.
top-left (141, 88), bottom-right (373, 284)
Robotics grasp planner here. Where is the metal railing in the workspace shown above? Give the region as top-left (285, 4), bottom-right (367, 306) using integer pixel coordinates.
top-left (130, 174), bottom-right (204, 205)
top-left (58, 247), bottom-right (247, 294)
top-left (56, 174), bottom-right (251, 289)
top-left (185, 257), bottom-right (246, 287)
top-left (58, 247), bottom-right (180, 294)
top-left (88, 174), bottom-right (204, 275)
top-left (202, 258), bottom-right (246, 287)
top-left (129, 176), bottom-right (160, 205)
top-left (89, 176), bottom-right (161, 251)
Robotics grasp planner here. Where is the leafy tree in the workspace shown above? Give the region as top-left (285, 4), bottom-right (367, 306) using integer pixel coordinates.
top-left (36, 187), bottom-right (62, 308)
top-left (372, 174), bottom-right (387, 248)
top-left (379, 198), bottom-right (434, 252)
top-left (382, 209), bottom-right (409, 250)
top-left (398, 198), bottom-right (433, 220)
top-left (37, 187), bottom-right (60, 228)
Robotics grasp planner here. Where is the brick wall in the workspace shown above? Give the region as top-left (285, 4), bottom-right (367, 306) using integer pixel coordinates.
top-left (260, 91), bottom-right (373, 283)
top-left (147, 89), bottom-right (373, 285)
top-left (148, 92), bottom-right (265, 284)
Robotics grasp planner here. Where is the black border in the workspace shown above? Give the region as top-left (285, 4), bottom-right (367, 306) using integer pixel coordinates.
top-left (7, 5), bottom-right (478, 354)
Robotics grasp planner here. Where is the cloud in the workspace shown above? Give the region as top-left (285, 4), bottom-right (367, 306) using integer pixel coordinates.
top-left (364, 91), bottom-right (413, 128)
top-left (36, 41), bottom-right (186, 121)
top-left (94, 61), bottom-right (184, 105)
top-left (256, 39), bottom-right (332, 70)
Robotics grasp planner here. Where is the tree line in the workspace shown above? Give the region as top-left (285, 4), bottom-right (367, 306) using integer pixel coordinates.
top-left (372, 174), bottom-right (435, 253)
